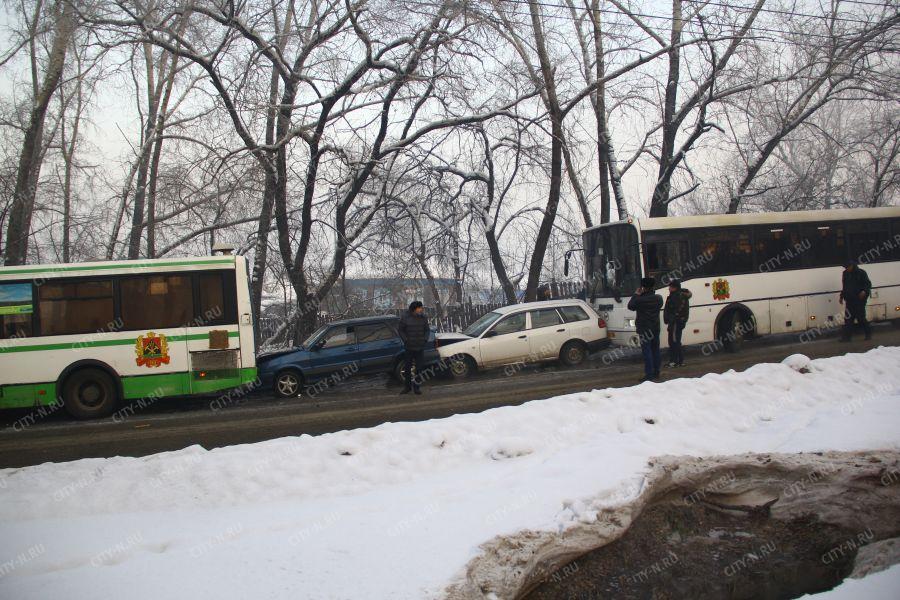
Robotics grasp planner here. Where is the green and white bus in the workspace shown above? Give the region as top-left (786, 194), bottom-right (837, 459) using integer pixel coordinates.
top-left (578, 207), bottom-right (900, 350)
top-left (0, 253), bottom-right (257, 418)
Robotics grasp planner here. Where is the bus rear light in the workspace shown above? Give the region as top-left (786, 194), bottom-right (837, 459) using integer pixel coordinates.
top-left (598, 318), bottom-right (607, 329)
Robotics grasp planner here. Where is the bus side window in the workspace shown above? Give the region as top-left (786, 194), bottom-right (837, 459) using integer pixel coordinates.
top-left (645, 240), bottom-right (689, 283)
top-left (695, 229), bottom-right (752, 276)
top-left (197, 272), bottom-right (226, 326)
top-left (0, 282), bottom-right (34, 339)
top-left (39, 279), bottom-right (115, 336)
top-left (802, 224), bottom-right (846, 267)
top-left (120, 275), bottom-right (193, 331)
top-left (890, 219), bottom-right (900, 260)
top-left (755, 226), bottom-right (804, 271)
top-left (848, 220), bottom-right (890, 264)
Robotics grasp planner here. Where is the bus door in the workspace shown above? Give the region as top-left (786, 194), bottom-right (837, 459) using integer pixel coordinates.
top-left (187, 271), bottom-right (243, 393)
top-left (120, 274), bottom-right (193, 397)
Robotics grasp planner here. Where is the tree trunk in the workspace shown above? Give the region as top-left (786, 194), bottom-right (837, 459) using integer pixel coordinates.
top-left (4, 0), bottom-right (76, 265)
top-left (250, 62), bottom-right (282, 339)
top-left (649, 0), bottom-right (683, 217)
top-left (524, 0), bottom-right (564, 301)
top-left (589, 0), bottom-right (612, 223)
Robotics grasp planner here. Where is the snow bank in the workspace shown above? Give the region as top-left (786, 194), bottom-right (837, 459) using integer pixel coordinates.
top-left (805, 563), bottom-right (900, 599)
top-left (1, 347), bottom-right (899, 599)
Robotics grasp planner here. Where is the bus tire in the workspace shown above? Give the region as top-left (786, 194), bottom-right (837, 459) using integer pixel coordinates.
top-left (560, 340), bottom-right (588, 366)
top-left (61, 368), bottom-right (119, 419)
top-left (274, 369), bottom-right (303, 398)
top-left (719, 309), bottom-right (753, 353)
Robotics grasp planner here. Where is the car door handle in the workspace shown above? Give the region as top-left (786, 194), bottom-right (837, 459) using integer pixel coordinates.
top-left (556, 329), bottom-right (565, 332)
top-left (518, 335), bottom-right (527, 339)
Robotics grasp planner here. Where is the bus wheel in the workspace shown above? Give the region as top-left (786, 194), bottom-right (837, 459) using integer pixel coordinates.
top-left (721, 310), bottom-right (752, 353)
top-left (62, 368), bottom-right (119, 419)
top-left (560, 341), bottom-right (588, 366)
top-left (274, 369), bottom-right (303, 398)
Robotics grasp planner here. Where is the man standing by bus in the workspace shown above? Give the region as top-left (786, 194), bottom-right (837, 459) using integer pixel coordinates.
top-left (663, 280), bottom-right (692, 367)
top-left (839, 259), bottom-right (872, 341)
top-left (628, 277), bottom-right (664, 382)
top-left (399, 300), bottom-right (430, 394)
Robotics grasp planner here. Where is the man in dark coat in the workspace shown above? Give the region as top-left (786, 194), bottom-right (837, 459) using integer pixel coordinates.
top-left (840, 260), bottom-right (872, 341)
top-left (663, 279), bottom-right (692, 367)
top-left (398, 300), bottom-right (430, 394)
top-left (628, 277), bottom-right (664, 381)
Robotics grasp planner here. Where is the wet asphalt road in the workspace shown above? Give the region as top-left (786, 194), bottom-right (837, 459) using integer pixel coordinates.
top-left (1, 326), bottom-right (897, 468)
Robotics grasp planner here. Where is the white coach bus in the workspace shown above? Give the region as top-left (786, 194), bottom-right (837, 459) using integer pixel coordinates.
top-left (575, 207), bottom-right (900, 350)
top-left (0, 253), bottom-right (257, 418)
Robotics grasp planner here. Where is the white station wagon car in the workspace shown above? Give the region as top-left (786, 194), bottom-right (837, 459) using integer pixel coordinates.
top-left (436, 299), bottom-right (608, 378)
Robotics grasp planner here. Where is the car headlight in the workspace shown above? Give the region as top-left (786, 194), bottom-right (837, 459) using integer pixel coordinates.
top-left (626, 319), bottom-right (636, 328)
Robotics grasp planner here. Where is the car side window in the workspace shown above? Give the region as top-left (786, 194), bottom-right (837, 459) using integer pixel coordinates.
top-left (489, 312), bottom-right (526, 336)
top-left (320, 326), bottom-right (355, 348)
top-left (529, 309), bottom-right (562, 329)
top-left (357, 323), bottom-right (395, 343)
top-left (559, 305), bottom-right (590, 323)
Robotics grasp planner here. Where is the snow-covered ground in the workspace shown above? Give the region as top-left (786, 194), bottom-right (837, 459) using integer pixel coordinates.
top-left (1, 347), bottom-right (899, 599)
top-left (805, 563), bottom-right (900, 599)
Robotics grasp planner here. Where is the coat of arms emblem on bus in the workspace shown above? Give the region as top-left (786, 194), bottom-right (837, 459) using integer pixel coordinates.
top-left (135, 331), bottom-right (170, 367)
top-left (712, 278), bottom-right (730, 301)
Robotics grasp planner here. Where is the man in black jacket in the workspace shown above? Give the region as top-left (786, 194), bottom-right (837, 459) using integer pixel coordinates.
top-left (398, 300), bottom-right (430, 394)
top-left (628, 277), bottom-right (664, 381)
top-left (663, 279), bottom-right (692, 367)
top-left (840, 260), bottom-right (872, 341)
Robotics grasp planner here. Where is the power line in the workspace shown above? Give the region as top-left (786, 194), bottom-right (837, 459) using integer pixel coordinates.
top-left (490, 0), bottom-right (894, 28)
top-left (397, 0), bottom-right (899, 42)
top-left (683, 0), bottom-right (898, 25)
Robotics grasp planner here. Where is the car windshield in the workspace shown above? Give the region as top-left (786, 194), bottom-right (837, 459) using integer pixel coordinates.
top-left (301, 324), bottom-right (329, 348)
top-left (463, 311), bottom-right (503, 337)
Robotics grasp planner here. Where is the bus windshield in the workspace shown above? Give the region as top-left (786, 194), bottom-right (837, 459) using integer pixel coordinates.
top-left (583, 223), bottom-right (642, 298)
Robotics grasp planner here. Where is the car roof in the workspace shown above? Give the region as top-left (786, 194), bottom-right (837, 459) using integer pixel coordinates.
top-left (493, 299), bottom-right (588, 314)
top-left (323, 315), bottom-right (400, 326)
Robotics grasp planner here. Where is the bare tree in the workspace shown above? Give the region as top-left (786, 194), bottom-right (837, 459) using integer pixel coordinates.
top-left (726, 7), bottom-right (900, 213)
top-left (4, 0), bottom-right (77, 264)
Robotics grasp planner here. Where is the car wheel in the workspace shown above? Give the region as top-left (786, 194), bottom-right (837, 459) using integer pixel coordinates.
top-left (274, 369), bottom-right (303, 398)
top-left (62, 368), bottom-right (119, 419)
top-left (560, 340), bottom-right (587, 367)
top-left (449, 355), bottom-right (475, 379)
top-left (392, 360), bottom-right (406, 383)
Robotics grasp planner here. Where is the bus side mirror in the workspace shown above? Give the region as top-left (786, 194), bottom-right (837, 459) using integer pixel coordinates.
top-left (564, 256), bottom-right (570, 277)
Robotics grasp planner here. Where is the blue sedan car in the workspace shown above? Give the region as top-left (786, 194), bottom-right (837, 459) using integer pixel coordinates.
top-left (257, 316), bottom-right (442, 397)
